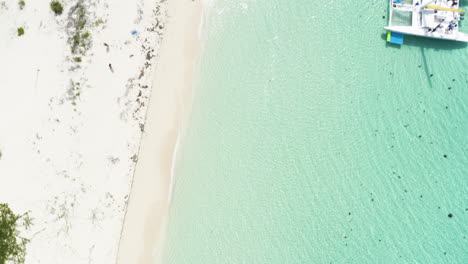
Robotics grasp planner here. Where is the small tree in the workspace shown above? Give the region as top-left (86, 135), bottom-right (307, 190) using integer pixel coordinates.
top-left (50, 1), bottom-right (63, 15)
top-left (17, 27), bottom-right (24, 36)
top-left (18, 0), bottom-right (25, 10)
top-left (0, 204), bottom-right (32, 264)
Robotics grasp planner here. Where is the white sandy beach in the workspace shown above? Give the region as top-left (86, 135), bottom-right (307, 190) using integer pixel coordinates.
top-left (116, 0), bottom-right (203, 263)
top-left (0, 0), bottom-right (170, 263)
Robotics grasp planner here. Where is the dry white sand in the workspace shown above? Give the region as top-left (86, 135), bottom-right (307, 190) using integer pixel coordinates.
top-left (0, 0), bottom-right (168, 263)
top-left (116, 0), bottom-right (203, 263)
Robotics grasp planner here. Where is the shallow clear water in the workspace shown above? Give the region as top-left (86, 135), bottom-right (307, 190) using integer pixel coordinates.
top-left (163, 0), bottom-right (467, 263)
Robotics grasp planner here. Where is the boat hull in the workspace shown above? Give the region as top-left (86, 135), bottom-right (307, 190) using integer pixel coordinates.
top-left (385, 26), bottom-right (468, 43)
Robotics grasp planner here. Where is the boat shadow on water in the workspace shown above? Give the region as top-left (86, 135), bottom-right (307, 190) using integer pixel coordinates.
top-left (380, 33), bottom-right (466, 88)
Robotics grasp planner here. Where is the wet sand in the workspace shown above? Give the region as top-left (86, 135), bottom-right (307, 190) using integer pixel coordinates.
top-left (116, 0), bottom-right (202, 263)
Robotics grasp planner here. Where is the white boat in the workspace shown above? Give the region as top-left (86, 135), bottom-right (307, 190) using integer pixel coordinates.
top-left (385, 0), bottom-right (468, 43)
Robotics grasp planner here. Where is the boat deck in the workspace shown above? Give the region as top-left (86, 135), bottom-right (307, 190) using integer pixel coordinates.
top-left (385, 0), bottom-right (468, 42)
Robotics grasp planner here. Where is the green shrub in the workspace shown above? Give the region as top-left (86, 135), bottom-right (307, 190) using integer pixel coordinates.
top-left (73, 57), bottom-right (82, 63)
top-left (94, 19), bottom-right (105, 27)
top-left (50, 1), bottom-right (63, 15)
top-left (73, 3), bottom-right (88, 30)
top-left (0, 204), bottom-right (32, 264)
top-left (18, 0), bottom-right (25, 10)
top-left (17, 27), bottom-right (24, 36)
top-left (82, 32), bottom-right (90, 39)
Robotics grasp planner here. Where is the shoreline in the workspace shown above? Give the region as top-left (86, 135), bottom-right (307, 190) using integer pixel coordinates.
top-left (116, 0), bottom-right (203, 263)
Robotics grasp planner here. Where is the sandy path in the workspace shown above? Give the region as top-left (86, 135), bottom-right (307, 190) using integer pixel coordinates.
top-left (116, 0), bottom-right (202, 263)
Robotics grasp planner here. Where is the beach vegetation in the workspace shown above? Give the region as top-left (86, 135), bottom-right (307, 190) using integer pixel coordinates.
top-left (0, 203), bottom-right (32, 264)
top-left (94, 18), bottom-right (105, 27)
top-left (17, 27), bottom-right (24, 36)
top-left (68, 1), bottom-right (92, 55)
top-left (67, 80), bottom-right (82, 105)
top-left (82, 31), bottom-right (90, 40)
top-left (50, 1), bottom-right (63, 15)
top-left (18, 0), bottom-right (25, 10)
top-left (73, 57), bottom-right (82, 63)
top-left (76, 2), bottom-right (87, 30)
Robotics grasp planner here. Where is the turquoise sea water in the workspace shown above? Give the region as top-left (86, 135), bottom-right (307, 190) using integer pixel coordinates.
top-left (163, 1), bottom-right (467, 263)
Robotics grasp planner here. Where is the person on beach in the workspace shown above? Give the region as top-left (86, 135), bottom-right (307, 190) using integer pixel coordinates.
top-left (104, 43), bottom-right (110, 52)
top-left (109, 63), bottom-right (114, 73)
